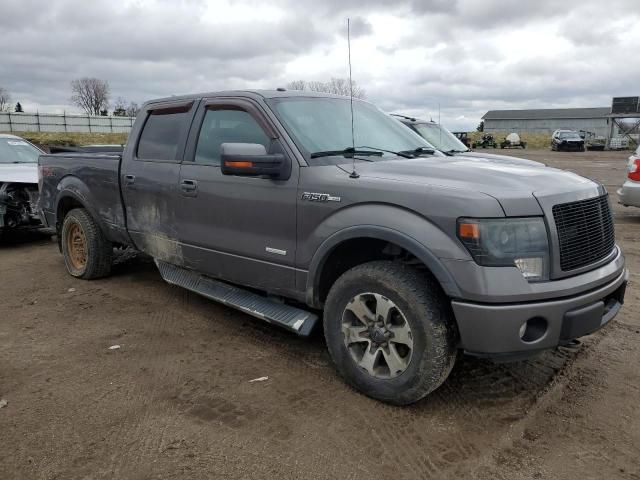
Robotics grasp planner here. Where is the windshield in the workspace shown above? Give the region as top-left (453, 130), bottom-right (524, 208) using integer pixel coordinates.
top-left (0, 137), bottom-right (42, 163)
top-left (267, 97), bottom-right (439, 164)
top-left (410, 122), bottom-right (468, 152)
top-left (559, 132), bottom-right (581, 140)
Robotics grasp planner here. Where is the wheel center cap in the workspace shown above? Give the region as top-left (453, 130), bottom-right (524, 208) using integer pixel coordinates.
top-left (370, 328), bottom-right (386, 344)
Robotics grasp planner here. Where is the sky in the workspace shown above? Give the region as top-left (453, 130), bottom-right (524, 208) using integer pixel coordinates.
top-left (1, 0), bottom-right (639, 130)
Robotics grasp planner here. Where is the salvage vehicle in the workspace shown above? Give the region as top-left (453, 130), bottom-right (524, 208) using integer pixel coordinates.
top-left (0, 134), bottom-right (43, 232)
top-left (500, 132), bottom-right (527, 149)
top-left (38, 91), bottom-right (627, 405)
top-left (472, 133), bottom-right (498, 149)
top-left (394, 115), bottom-right (542, 167)
top-left (551, 130), bottom-right (585, 152)
top-left (581, 131), bottom-right (606, 151)
top-left (452, 131), bottom-right (471, 148)
top-left (617, 145), bottom-right (640, 208)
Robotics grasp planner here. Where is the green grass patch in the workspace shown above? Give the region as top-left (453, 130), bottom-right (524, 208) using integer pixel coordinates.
top-left (1, 131), bottom-right (129, 147)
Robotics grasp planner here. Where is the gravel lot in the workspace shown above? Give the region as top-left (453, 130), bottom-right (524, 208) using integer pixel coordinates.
top-left (1, 149), bottom-right (639, 479)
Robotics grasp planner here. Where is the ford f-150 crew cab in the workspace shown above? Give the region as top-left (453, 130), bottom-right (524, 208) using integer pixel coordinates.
top-left (38, 90), bottom-right (628, 405)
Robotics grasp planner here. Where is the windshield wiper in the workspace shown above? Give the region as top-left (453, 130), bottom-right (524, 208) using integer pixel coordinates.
top-left (398, 147), bottom-right (436, 157)
top-left (444, 149), bottom-right (471, 155)
top-left (310, 147), bottom-right (384, 159)
top-left (356, 145), bottom-right (416, 159)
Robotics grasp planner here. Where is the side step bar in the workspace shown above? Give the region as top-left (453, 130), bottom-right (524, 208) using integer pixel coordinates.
top-left (155, 260), bottom-right (318, 336)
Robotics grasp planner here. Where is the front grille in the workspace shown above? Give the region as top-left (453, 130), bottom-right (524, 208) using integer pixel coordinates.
top-left (553, 195), bottom-right (615, 271)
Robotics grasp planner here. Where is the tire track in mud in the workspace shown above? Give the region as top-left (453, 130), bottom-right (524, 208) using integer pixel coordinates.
top-left (104, 277), bottom-right (197, 478)
top-left (0, 240), bottom-right (598, 479)
top-left (171, 292), bottom-right (582, 479)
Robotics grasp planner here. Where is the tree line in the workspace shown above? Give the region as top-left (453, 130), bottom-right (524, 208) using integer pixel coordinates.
top-left (0, 76), bottom-right (365, 117)
top-left (0, 79), bottom-right (139, 117)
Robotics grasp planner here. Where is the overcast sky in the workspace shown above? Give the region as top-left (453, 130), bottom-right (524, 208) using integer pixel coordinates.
top-left (1, 0), bottom-right (638, 130)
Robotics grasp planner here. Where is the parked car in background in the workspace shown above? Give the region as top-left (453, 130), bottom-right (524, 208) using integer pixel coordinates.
top-left (452, 131), bottom-right (471, 148)
top-left (39, 90), bottom-right (626, 404)
top-left (551, 130), bottom-right (585, 151)
top-left (394, 115), bottom-right (543, 167)
top-left (580, 130), bottom-right (606, 151)
top-left (0, 134), bottom-right (43, 232)
top-left (617, 145), bottom-right (640, 208)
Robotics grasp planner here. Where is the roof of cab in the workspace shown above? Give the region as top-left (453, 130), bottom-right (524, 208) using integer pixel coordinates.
top-left (145, 89), bottom-right (353, 106)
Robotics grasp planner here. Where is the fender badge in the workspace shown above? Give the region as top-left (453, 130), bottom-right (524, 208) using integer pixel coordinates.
top-left (301, 192), bottom-right (341, 202)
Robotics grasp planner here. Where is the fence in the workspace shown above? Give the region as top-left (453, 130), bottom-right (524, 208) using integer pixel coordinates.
top-left (0, 112), bottom-right (135, 134)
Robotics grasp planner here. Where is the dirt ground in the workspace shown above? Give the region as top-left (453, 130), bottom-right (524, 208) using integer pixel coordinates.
top-left (1, 149), bottom-right (639, 480)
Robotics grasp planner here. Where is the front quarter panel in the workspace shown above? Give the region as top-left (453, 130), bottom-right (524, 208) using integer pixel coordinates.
top-left (297, 164), bottom-right (506, 301)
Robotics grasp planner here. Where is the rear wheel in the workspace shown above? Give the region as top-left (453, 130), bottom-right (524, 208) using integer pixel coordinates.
top-left (61, 208), bottom-right (112, 279)
top-left (323, 261), bottom-right (457, 405)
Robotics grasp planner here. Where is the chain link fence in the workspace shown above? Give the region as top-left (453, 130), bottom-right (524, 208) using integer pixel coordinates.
top-left (0, 112), bottom-right (134, 134)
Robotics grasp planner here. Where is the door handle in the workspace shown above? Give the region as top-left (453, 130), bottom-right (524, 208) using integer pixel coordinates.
top-left (181, 179), bottom-right (198, 194)
top-left (124, 174), bottom-right (136, 185)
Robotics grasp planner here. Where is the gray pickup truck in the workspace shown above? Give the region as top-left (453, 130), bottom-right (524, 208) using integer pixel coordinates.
top-left (38, 90), bottom-right (627, 405)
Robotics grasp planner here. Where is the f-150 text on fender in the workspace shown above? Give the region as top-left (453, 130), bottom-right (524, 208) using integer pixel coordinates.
top-left (38, 90), bottom-right (627, 405)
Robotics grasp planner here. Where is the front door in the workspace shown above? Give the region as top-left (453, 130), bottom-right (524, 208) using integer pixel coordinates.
top-left (176, 98), bottom-right (298, 295)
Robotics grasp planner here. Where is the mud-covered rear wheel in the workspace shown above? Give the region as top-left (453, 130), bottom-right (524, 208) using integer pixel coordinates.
top-left (61, 208), bottom-right (112, 279)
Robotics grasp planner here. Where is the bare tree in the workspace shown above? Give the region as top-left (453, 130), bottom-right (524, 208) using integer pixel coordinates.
top-left (285, 80), bottom-right (306, 91)
top-left (285, 78), bottom-right (366, 99)
top-left (125, 102), bottom-right (139, 117)
top-left (0, 87), bottom-right (11, 112)
top-left (112, 96), bottom-right (127, 116)
top-left (70, 78), bottom-right (110, 115)
top-left (113, 97), bottom-right (140, 117)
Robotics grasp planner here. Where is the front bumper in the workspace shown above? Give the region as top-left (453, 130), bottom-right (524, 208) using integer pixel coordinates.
top-left (557, 141), bottom-right (584, 151)
top-left (617, 181), bottom-right (640, 208)
top-left (452, 268), bottom-right (628, 359)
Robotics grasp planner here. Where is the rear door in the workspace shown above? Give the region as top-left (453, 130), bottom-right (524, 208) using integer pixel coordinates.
top-left (175, 97), bottom-right (299, 294)
top-left (121, 100), bottom-right (197, 264)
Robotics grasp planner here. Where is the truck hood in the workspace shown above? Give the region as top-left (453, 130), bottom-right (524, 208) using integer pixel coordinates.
top-left (0, 163), bottom-right (39, 184)
top-left (458, 151), bottom-right (544, 167)
top-left (346, 156), bottom-right (599, 216)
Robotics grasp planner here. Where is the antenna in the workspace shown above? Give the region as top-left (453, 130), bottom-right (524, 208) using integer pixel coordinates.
top-left (438, 102), bottom-right (441, 147)
top-left (347, 18), bottom-right (359, 179)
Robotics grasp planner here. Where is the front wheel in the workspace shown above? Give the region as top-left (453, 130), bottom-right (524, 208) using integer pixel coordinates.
top-left (323, 261), bottom-right (457, 405)
top-left (61, 208), bottom-right (113, 279)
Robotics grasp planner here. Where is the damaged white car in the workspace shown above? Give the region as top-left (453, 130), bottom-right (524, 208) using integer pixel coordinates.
top-left (0, 134), bottom-right (43, 231)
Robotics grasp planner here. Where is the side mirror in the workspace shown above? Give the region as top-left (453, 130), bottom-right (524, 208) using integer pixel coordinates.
top-left (220, 143), bottom-right (290, 180)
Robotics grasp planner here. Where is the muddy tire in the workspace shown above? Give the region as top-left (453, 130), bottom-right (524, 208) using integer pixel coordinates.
top-left (323, 261), bottom-right (457, 405)
top-left (61, 208), bottom-right (112, 279)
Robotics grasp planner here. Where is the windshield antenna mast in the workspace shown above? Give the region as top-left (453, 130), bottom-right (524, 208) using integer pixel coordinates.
top-left (347, 18), bottom-right (359, 179)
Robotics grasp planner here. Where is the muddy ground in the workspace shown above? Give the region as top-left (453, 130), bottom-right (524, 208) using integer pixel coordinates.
top-left (1, 149), bottom-right (639, 479)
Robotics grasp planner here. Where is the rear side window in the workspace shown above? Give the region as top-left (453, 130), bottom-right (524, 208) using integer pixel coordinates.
top-left (195, 109), bottom-right (270, 165)
top-left (137, 106), bottom-right (192, 161)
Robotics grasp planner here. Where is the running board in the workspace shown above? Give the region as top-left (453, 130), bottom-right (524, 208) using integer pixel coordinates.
top-left (155, 260), bottom-right (317, 336)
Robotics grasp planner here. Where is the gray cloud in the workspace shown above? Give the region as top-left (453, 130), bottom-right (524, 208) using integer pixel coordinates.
top-left (0, 0), bottom-right (639, 131)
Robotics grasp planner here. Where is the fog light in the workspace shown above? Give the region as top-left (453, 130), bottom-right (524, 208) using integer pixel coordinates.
top-left (514, 257), bottom-right (544, 281)
top-left (519, 317), bottom-right (548, 343)
top-left (518, 321), bottom-right (527, 339)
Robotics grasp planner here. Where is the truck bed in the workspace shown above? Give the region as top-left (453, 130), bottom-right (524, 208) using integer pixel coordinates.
top-left (38, 152), bottom-right (130, 245)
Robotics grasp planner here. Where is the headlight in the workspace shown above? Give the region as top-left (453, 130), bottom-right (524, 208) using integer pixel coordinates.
top-left (457, 217), bottom-right (549, 281)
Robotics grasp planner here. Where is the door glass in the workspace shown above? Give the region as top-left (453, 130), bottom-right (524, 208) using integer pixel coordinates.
top-left (195, 109), bottom-right (270, 165)
top-left (137, 107), bottom-right (192, 161)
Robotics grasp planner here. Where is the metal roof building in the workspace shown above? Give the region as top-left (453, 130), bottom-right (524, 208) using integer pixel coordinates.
top-left (482, 107), bottom-right (611, 137)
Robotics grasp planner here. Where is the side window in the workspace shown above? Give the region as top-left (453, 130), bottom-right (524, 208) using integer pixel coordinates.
top-left (195, 109), bottom-right (270, 165)
top-left (137, 106), bottom-right (192, 161)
